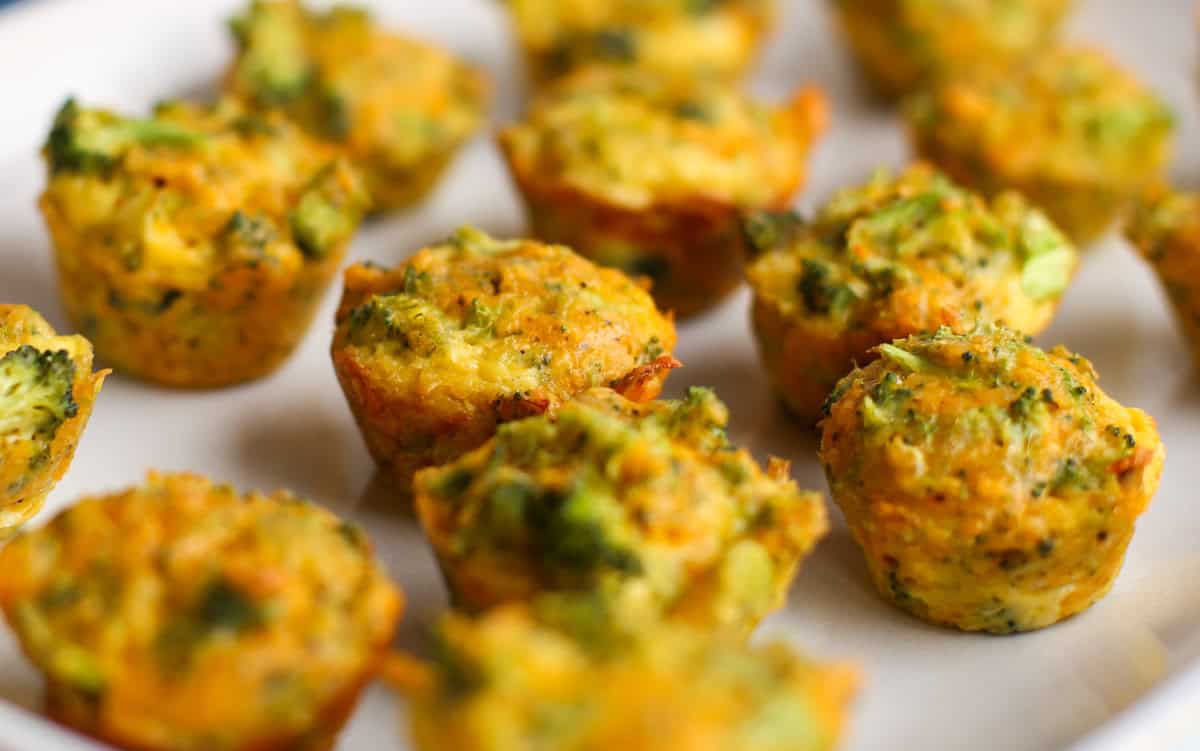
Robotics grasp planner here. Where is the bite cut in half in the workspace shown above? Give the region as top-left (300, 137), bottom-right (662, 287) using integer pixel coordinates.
top-left (0, 304), bottom-right (107, 534)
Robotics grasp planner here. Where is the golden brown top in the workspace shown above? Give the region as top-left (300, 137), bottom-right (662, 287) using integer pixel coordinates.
top-left (746, 165), bottom-right (1076, 339)
top-left (501, 68), bottom-right (827, 209)
top-left (820, 326), bottom-right (1162, 564)
top-left (334, 227), bottom-right (677, 414)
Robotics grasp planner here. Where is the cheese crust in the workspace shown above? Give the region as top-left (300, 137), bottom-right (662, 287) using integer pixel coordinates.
top-left (820, 327), bottom-right (1164, 633)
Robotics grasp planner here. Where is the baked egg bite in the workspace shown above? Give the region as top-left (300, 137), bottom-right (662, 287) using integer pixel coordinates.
top-left (331, 227), bottom-right (679, 494)
top-left (404, 597), bottom-right (858, 751)
top-left (38, 98), bottom-right (369, 388)
top-left (415, 386), bottom-right (828, 636)
top-left (500, 68), bottom-right (828, 316)
top-left (0, 305), bottom-right (106, 534)
top-left (502, 0), bottom-right (776, 86)
top-left (745, 164), bottom-right (1077, 424)
top-left (226, 0), bottom-right (489, 212)
top-left (0, 472), bottom-right (403, 751)
top-left (1127, 190), bottom-right (1200, 370)
top-left (820, 326), bottom-right (1164, 633)
top-left (829, 0), bottom-right (1073, 97)
top-left (906, 47), bottom-right (1175, 243)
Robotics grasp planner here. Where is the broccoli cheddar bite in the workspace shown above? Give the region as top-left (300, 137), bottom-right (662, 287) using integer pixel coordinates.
top-left (829, 0), bottom-right (1073, 97)
top-left (407, 601), bottom-right (858, 751)
top-left (226, 0), bottom-right (489, 212)
top-left (820, 327), bottom-right (1164, 633)
top-left (0, 305), bottom-right (106, 534)
top-left (907, 47), bottom-right (1174, 243)
top-left (332, 228), bottom-right (678, 493)
top-left (502, 68), bottom-right (827, 316)
top-left (746, 165), bottom-right (1077, 423)
top-left (39, 98), bottom-right (369, 388)
top-left (415, 386), bottom-right (828, 636)
top-left (1127, 191), bottom-right (1200, 370)
top-left (503, 0), bottom-right (775, 86)
top-left (0, 472), bottom-right (403, 751)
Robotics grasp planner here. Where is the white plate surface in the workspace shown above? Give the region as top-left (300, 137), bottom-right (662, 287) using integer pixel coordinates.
top-left (1, 1), bottom-right (1199, 749)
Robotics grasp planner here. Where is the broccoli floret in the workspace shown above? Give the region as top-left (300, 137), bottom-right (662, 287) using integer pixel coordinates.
top-left (741, 210), bottom-right (801, 256)
top-left (798, 258), bottom-right (857, 315)
top-left (290, 164), bottom-right (368, 259)
top-left (220, 211), bottom-right (276, 265)
top-left (314, 86), bottom-right (352, 141)
top-left (523, 487), bottom-right (643, 580)
top-left (344, 296), bottom-right (449, 355)
top-left (0, 346), bottom-right (78, 444)
top-left (229, 1), bottom-right (313, 106)
top-left (44, 99), bottom-right (205, 176)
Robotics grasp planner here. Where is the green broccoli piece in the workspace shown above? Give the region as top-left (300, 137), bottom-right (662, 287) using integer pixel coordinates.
top-left (44, 99), bottom-right (205, 176)
top-left (877, 343), bottom-right (931, 374)
top-left (741, 210), bottom-right (801, 257)
top-left (229, 1), bottom-right (313, 106)
top-left (524, 486), bottom-right (643, 580)
top-left (0, 346), bottom-right (79, 444)
top-left (220, 211), bottom-right (276, 265)
top-left (1018, 212), bottom-right (1075, 301)
top-left (314, 86), bottom-right (352, 141)
top-left (289, 164), bottom-right (368, 259)
top-left (798, 258), bottom-right (857, 316)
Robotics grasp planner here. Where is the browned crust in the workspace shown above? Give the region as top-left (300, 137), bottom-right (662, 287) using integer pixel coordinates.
top-left (611, 355), bottom-right (682, 403)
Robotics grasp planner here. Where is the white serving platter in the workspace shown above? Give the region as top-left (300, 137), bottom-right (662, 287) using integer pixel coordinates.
top-left (1, 0), bottom-right (1199, 749)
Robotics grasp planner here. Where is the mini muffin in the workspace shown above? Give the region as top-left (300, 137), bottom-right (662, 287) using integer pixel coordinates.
top-left (0, 472), bottom-right (403, 751)
top-left (39, 98), bottom-right (369, 388)
top-left (1127, 190), bottom-right (1200, 370)
top-left (331, 227), bottom-right (679, 493)
top-left (0, 305), bottom-right (106, 534)
top-left (415, 386), bottom-right (828, 637)
top-left (829, 0), bottom-right (1073, 97)
top-left (405, 598), bottom-right (858, 751)
top-left (501, 68), bottom-right (828, 316)
top-left (820, 326), bottom-right (1164, 633)
top-left (906, 47), bottom-right (1175, 243)
top-left (503, 0), bottom-right (775, 86)
top-left (225, 0), bottom-right (489, 212)
top-left (745, 164), bottom-right (1077, 424)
